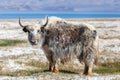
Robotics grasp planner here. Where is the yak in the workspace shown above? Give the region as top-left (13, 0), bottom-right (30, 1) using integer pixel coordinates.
top-left (19, 16), bottom-right (99, 76)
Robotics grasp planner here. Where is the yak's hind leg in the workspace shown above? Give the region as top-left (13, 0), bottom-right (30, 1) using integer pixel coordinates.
top-left (83, 59), bottom-right (94, 76)
top-left (77, 54), bottom-right (94, 76)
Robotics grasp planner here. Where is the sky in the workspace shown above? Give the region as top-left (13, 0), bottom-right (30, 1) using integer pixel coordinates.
top-left (0, 0), bottom-right (120, 13)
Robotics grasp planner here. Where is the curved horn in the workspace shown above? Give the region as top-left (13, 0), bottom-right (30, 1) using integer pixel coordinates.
top-left (43, 16), bottom-right (48, 27)
top-left (19, 18), bottom-right (25, 28)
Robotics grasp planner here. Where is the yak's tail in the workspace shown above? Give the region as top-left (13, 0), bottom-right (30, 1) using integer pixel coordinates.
top-left (93, 31), bottom-right (99, 65)
top-left (94, 49), bottom-right (99, 65)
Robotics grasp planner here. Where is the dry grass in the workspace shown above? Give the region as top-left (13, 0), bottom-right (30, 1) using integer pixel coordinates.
top-left (0, 39), bottom-right (26, 47)
top-left (0, 60), bottom-right (48, 76)
top-left (1, 60), bottom-right (119, 76)
top-left (0, 69), bottom-right (42, 76)
top-left (94, 62), bottom-right (120, 75)
top-left (100, 36), bottom-right (120, 40)
top-left (100, 50), bottom-right (113, 55)
top-left (23, 60), bottom-right (120, 75)
top-left (0, 54), bottom-right (120, 76)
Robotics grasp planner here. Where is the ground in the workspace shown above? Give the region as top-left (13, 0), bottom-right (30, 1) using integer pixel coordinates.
top-left (0, 18), bottom-right (120, 80)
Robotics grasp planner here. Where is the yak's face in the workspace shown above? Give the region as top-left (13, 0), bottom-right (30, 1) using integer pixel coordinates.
top-left (19, 19), bottom-right (40, 46)
top-left (25, 25), bottom-right (40, 45)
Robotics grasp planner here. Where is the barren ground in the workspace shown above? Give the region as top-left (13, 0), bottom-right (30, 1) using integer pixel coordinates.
top-left (0, 18), bottom-right (120, 80)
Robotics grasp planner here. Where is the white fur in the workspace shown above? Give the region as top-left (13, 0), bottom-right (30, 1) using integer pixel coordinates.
top-left (41, 16), bottom-right (96, 31)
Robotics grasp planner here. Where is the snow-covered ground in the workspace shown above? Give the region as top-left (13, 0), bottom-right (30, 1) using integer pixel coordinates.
top-left (0, 74), bottom-right (120, 80)
top-left (0, 19), bottom-right (120, 80)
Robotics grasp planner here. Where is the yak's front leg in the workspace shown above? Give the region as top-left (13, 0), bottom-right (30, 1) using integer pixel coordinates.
top-left (48, 62), bottom-right (52, 71)
top-left (42, 45), bottom-right (55, 72)
top-left (45, 56), bottom-right (56, 72)
top-left (42, 45), bottom-right (59, 73)
top-left (42, 55), bottom-right (52, 71)
top-left (46, 55), bottom-right (59, 73)
top-left (51, 61), bottom-right (59, 73)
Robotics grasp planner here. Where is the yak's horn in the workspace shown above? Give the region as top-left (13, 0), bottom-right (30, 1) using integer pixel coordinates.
top-left (19, 18), bottom-right (25, 28)
top-left (43, 16), bottom-right (48, 27)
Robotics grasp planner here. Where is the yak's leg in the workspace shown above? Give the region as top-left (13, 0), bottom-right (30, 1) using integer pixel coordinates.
top-left (83, 63), bottom-right (88, 75)
top-left (83, 60), bottom-right (93, 76)
top-left (51, 60), bottom-right (59, 73)
top-left (49, 57), bottom-right (59, 73)
top-left (42, 44), bottom-right (53, 72)
top-left (46, 55), bottom-right (59, 73)
top-left (48, 60), bottom-right (53, 71)
top-left (87, 67), bottom-right (93, 76)
top-left (42, 45), bottom-right (59, 73)
top-left (45, 55), bottom-right (53, 71)
top-left (53, 63), bottom-right (59, 73)
top-left (83, 64), bottom-right (93, 76)
top-left (44, 54), bottom-right (53, 71)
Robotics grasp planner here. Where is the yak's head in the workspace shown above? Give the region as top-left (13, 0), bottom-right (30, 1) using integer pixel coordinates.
top-left (19, 18), bottom-right (40, 46)
top-left (19, 17), bottom-right (49, 46)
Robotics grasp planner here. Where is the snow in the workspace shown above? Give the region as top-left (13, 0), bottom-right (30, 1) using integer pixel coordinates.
top-left (2, 59), bottom-right (26, 71)
top-left (0, 47), bottom-right (44, 57)
top-left (0, 19), bottom-right (120, 80)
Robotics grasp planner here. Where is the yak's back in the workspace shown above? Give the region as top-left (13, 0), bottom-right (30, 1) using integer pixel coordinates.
top-left (45, 21), bottom-right (96, 47)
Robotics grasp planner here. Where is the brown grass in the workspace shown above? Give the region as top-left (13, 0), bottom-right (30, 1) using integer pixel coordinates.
top-left (0, 56), bottom-right (120, 76)
top-left (100, 36), bottom-right (120, 40)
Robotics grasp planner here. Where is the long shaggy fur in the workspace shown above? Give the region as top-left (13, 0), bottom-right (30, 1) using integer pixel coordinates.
top-left (40, 18), bottom-right (98, 65)
top-left (20, 16), bottom-right (99, 74)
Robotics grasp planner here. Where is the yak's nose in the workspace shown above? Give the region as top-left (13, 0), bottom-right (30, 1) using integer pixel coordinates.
top-left (31, 40), bottom-right (37, 44)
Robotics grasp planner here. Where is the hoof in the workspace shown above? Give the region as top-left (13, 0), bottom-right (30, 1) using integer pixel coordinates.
top-left (52, 67), bottom-right (59, 73)
top-left (48, 66), bottom-right (53, 72)
top-left (83, 72), bottom-right (93, 76)
top-left (87, 73), bottom-right (92, 76)
top-left (49, 68), bottom-right (53, 72)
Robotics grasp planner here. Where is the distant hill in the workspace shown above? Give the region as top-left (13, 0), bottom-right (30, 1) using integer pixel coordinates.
top-left (0, 0), bottom-right (120, 12)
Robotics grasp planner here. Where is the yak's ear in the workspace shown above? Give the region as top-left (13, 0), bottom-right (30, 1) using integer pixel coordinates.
top-left (23, 26), bottom-right (28, 32)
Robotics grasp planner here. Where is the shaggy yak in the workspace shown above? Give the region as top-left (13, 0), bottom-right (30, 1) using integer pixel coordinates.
top-left (19, 16), bottom-right (99, 76)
